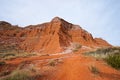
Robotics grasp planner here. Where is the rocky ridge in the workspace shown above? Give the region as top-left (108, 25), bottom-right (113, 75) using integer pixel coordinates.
top-left (0, 17), bottom-right (111, 54)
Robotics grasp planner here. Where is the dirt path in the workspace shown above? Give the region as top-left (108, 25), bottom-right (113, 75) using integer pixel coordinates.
top-left (40, 54), bottom-right (120, 80)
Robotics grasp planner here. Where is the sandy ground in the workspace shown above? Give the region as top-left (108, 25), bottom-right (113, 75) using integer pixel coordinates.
top-left (3, 52), bottom-right (120, 80)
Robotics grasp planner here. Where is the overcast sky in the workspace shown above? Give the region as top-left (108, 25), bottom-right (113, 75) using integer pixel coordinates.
top-left (0, 0), bottom-right (120, 46)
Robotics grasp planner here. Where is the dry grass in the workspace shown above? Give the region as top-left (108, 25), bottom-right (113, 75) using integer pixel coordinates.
top-left (84, 47), bottom-right (120, 58)
top-left (0, 52), bottom-right (36, 60)
top-left (89, 65), bottom-right (100, 75)
top-left (0, 70), bottom-right (33, 80)
top-left (85, 47), bottom-right (120, 70)
top-left (71, 42), bottom-right (82, 52)
top-left (0, 43), bottom-right (36, 60)
top-left (0, 64), bottom-right (41, 80)
top-left (48, 59), bottom-right (62, 66)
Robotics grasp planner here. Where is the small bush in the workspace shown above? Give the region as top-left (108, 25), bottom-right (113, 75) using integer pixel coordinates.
top-left (0, 61), bottom-right (6, 66)
top-left (48, 59), bottom-right (59, 66)
top-left (105, 54), bottom-right (120, 69)
top-left (71, 43), bottom-right (82, 52)
top-left (48, 60), bottom-right (56, 66)
top-left (89, 66), bottom-right (100, 74)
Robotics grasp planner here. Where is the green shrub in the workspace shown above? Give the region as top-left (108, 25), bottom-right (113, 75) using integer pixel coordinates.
top-left (105, 54), bottom-right (120, 69)
top-left (84, 47), bottom-right (120, 59)
top-left (84, 47), bottom-right (120, 69)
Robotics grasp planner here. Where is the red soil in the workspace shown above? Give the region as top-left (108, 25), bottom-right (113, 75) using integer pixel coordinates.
top-left (38, 54), bottom-right (120, 80)
top-left (56, 55), bottom-right (120, 80)
top-left (0, 18), bottom-right (118, 80)
top-left (4, 53), bottom-right (120, 80)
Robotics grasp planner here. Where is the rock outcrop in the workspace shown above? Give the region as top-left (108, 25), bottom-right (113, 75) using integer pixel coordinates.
top-left (0, 17), bottom-right (112, 54)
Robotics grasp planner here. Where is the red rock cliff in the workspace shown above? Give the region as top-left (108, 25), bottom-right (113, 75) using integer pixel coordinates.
top-left (0, 17), bottom-right (112, 54)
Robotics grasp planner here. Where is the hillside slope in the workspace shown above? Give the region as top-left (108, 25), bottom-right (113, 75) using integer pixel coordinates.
top-left (0, 17), bottom-right (111, 54)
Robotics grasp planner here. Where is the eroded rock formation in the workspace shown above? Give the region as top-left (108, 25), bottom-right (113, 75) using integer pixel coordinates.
top-left (0, 17), bottom-right (112, 54)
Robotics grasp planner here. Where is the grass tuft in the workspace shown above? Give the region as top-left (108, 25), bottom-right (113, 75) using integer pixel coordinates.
top-left (89, 65), bottom-right (100, 74)
top-left (0, 68), bottom-right (40, 80)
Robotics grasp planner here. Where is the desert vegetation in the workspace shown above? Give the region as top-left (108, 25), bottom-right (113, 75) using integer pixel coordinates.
top-left (89, 65), bottom-right (100, 75)
top-left (0, 62), bottom-right (40, 80)
top-left (71, 42), bottom-right (82, 52)
top-left (0, 52), bottom-right (36, 60)
top-left (105, 54), bottom-right (120, 69)
top-left (85, 47), bottom-right (120, 69)
top-left (48, 58), bottom-right (63, 66)
top-left (0, 44), bottom-right (36, 60)
top-left (0, 69), bottom-right (40, 80)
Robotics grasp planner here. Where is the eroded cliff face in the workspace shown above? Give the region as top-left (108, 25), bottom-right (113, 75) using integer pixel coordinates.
top-left (0, 17), bottom-right (112, 54)
top-left (19, 17), bottom-right (72, 53)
